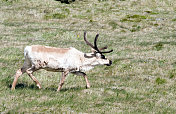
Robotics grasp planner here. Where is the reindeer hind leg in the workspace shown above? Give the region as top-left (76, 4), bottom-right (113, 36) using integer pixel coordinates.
top-left (11, 68), bottom-right (25, 90)
top-left (11, 53), bottom-right (34, 90)
top-left (11, 59), bottom-right (31, 90)
top-left (26, 66), bottom-right (42, 89)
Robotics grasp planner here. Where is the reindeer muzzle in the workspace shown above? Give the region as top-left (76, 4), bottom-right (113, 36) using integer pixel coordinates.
top-left (106, 60), bottom-right (112, 66)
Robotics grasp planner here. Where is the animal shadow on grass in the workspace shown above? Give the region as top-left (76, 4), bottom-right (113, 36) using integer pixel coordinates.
top-left (45, 86), bottom-right (84, 92)
top-left (8, 82), bottom-right (84, 91)
top-left (8, 83), bottom-right (39, 90)
top-left (55, 0), bottom-right (75, 4)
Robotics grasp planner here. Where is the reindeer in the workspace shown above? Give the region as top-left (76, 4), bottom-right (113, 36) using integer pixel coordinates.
top-left (11, 32), bottom-right (113, 91)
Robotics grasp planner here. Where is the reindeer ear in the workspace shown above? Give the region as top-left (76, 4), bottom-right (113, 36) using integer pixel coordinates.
top-left (84, 53), bottom-right (94, 58)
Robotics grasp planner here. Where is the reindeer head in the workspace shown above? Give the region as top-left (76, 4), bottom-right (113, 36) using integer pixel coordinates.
top-left (84, 32), bottom-right (113, 66)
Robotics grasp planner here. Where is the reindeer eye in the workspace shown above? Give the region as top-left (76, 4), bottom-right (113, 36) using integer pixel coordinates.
top-left (101, 55), bottom-right (105, 59)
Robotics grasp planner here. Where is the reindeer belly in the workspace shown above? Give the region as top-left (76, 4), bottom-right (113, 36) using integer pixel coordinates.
top-left (31, 51), bottom-right (80, 72)
top-left (34, 58), bottom-right (78, 73)
top-left (32, 57), bottom-right (62, 71)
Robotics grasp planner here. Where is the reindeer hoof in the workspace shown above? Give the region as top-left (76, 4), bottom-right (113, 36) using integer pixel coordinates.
top-left (11, 88), bottom-right (15, 90)
top-left (86, 85), bottom-right (90, 89)
top-left (37, 84), bottom-right (42, 89)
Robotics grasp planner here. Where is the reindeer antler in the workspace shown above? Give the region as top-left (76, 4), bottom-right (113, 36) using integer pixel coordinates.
top-left (84, 31), bottom-right (95, 49)
top-left (84, 31), bottom-right (113, 54)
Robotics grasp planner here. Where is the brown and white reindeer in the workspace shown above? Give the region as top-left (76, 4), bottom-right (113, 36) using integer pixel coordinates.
top-left (11, 32), bottom-right (113, 91)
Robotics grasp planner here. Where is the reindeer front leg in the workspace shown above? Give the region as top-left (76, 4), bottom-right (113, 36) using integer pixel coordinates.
top-left (71, 72), bottom-right (90, 89)
top-left (77, 72), bottom-right (90, 89)
top-left (57, 71), bottom-right (69, 92)
top-left (83, 75), bottom-right (90, 89)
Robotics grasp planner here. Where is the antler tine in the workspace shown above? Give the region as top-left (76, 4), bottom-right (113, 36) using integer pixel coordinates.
top-left (94, 33), bottom-right (101, 53)
top-left (101, 49), bottom-right (113, 54)
top-left (84, 31), bottom-right (95, 49)
top-left (94, 34), bottom-right (113, 54)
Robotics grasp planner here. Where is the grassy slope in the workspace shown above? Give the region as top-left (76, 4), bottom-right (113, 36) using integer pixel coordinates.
top-left (0, 0), bottom-right (176, 113)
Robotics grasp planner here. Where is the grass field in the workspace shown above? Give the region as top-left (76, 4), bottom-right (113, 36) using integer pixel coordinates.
top-left (0, 0), bottom-right (176, 113)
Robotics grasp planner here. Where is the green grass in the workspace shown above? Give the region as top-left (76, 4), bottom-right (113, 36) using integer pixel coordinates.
top-left (1, 0), bottom-right (176, 113)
